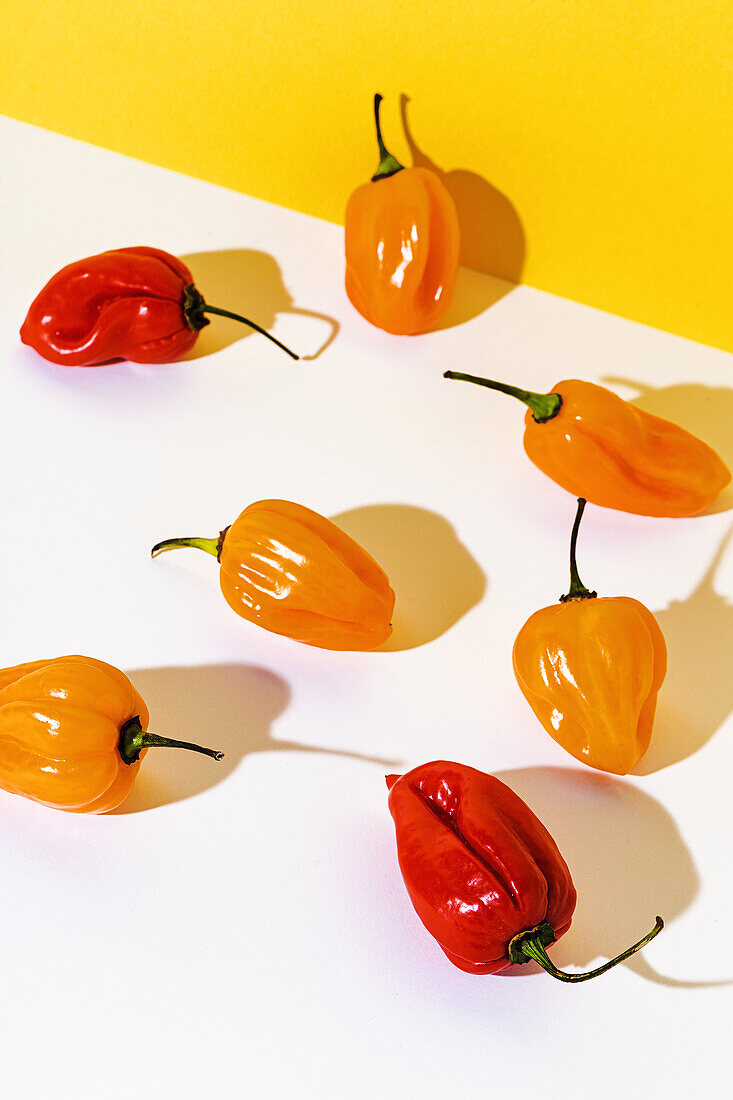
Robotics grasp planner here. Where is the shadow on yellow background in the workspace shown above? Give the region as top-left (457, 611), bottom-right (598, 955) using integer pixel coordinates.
top-left (332, 504), bottom-right (486, 651)
top-left (401, 95), bottom-right (525, 284)
top-left (114, 663), bottom-right (395, 813)
top-left (180, 249), bottom-right (339, 361)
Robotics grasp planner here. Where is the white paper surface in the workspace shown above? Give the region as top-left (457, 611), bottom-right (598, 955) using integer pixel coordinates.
top-left (1, 116), bottom-right (731, 1099)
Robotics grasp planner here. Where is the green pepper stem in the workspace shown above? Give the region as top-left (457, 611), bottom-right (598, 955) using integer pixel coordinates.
top-left (517, 917), bottom-right (664, 983)
top-left (182, 284), bottom-right (299, 360)
top-left (199, 305), bottom-right (299, 360)
top-left (118, 716), bottom-right (224, 765)
top-left (443, 371), bottom-right (562, 423)
top-left (151, 535), bottom-right (221, 560)
top-left (371, 93), bottom-right (404, 182)
top-left (560, 497), bottom-right (597, 602)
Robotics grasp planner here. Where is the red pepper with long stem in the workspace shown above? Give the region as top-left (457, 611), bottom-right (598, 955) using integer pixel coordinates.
top-left (387, 760), bottom-right (663, 980)
top-left (20, 246), bottom-right (299, 366)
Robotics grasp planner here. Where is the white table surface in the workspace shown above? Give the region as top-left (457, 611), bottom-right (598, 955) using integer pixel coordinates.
top-left (1, 114), bottom-right (731, 1099)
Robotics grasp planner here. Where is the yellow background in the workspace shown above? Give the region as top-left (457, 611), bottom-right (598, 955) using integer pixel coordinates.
top-left (2, 1), bottom-right (731, 350)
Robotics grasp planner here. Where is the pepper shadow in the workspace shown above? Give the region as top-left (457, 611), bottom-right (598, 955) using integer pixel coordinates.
top-left (603, 376), bottom-right (733, 514)
top-left (113, 663), bottom-right (394, 813)
top-left (400, 94), bottom-right (525, 329)
top-left (633, 526), bottom-right (733, 774)
top-left (180, 249), bottom-right (339, 361)
top-left (495, 767), bottom-right (720, 987)
top-left (331, 504), bottom-right (487, 651)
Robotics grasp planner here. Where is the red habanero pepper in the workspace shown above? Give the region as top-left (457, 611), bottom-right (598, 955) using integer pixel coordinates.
top-left (387, 761), bottom-right (663, 981)
top-left (20, 246), bottom-right (299, 366)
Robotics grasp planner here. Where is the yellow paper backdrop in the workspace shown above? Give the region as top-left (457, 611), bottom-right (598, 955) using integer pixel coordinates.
top-left (2, 1), bottom-right (731, 350)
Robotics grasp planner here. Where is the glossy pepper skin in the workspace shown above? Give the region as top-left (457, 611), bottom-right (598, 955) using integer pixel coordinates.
top-left (513, 499), bottom-right (667, 775)
top-left (345, 94), bottom-right (460, 335)
top-left (20, 246), bottom-right (298, 366)
top-left (388, 761), bottom-right (663, 981)
top-left (444, 372), bottom-right (730, 517)
top-left (0, 656), bottom-right (222, 813)
top-left (152, 499), bottom-right (395, 651)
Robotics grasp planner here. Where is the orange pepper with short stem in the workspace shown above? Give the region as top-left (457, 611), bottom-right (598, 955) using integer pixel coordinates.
top-left (0, 656), bottom-right (223, 813)
top-left (512, 499), bottom-right (668, 775)
top-left (152, 499), bottom-right (395, 651)
top-left (345, 94), bottom-right (460, 335)
top-left (444, 372), bottom-right (730, 517)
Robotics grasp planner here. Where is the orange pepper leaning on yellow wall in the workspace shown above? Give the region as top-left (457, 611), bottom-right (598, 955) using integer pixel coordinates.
top-left (0, 656), bottom-right (223, 813)
top-left (512, 499), bottom-right (668, 775)
top-left (345, 94), bottom-right (460, 335)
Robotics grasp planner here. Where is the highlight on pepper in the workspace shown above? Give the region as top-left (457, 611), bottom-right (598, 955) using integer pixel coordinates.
top-left (444, 371), bottom-right (730, 517)
top-left (20, 246), bottom-right (299, 366)
top-left (0, 656), bottom-right (223, 813)
top-left (151, 498), bottom-right (395, 651)
top-left (344, 94), bottom-right (460, 335)
top-left (387, 760), bottom-right (663, 980)
top-left (512, 498), bottom-right (668, 775)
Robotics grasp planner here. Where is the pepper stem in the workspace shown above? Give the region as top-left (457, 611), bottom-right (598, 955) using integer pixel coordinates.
top-left (371, 94), bottom-right (404, 182)
top-left (118, 716), bottom-right (224, 765)
top-left (512, 917), bottom-right (664, 983)
top-left (560, 498), bottom-right (597, 602)
top-left (150, 535), bottom-right (222, 560)
top-left (443, 371), bottom-right (562, 423)
top-left (183, 284), bottom-right (299, 360)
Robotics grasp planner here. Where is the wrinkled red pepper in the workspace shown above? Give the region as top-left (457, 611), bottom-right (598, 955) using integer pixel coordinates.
top-left (20, 246), bottom-right (298, 366)
top-left (387, 761), bottom-right (663, 981)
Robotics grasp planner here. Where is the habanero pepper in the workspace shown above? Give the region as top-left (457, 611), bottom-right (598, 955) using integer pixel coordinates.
top-left (513, 498), bottom-right (667, 775)
top-left (152, 499), bottom-right (395, 651)
top-left (387, 760), bottom-right (663, 980)
top-left (20, 246), bottom-right (299, 366)
top-left (444, 371), bottom-right (730, 517)
top-left (345, 94), bottom-right (460, 335)
top-left (0, 656), bottom-right (223, 813)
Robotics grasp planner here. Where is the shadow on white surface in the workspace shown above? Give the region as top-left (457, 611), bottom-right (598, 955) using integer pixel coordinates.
top-left (493, 767), bottom-right (719, 987)
top-left (603, 376), bottom-right (733, 515)
top-left (331, 504), bottom-right (487, 650)
top-left (180, 249), bottom-right (339, 361)
top-left (114, 663), bottom-right (394, 813)
top-left (635, 526), bottom-right (733, 774)
top-left (434, 267), bottom-right (516, 332)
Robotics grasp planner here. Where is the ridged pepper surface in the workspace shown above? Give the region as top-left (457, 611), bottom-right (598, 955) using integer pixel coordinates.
top-left (513, 499), bottom-right (667, 774)
top-left (152, 499), bottom-right (395, 651)
top-left (0, 656), bottom-right (222, 813)
top-left (387, 760), bottom-right (663, 981)
top-left (444, 372), bottom-right (730, 517)
top-left (21, 246), bottom-right (298, 366)
top-left (345, 95), bottom-right (460, 335)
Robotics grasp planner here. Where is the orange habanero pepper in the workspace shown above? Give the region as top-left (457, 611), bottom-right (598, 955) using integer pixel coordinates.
top-left (512, 499), bottom-right (667, 775)
top-left (345, 94), bottom-right (460, 335)
top-left (0, 656), bottom-right (223, 813)
top-left (444, 372), bottom-right (730, 517)
top-left (152, 499), bottom-right (395, 651)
